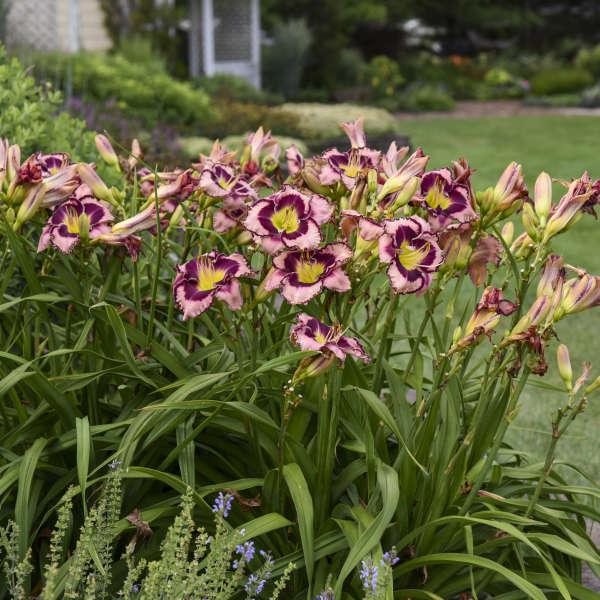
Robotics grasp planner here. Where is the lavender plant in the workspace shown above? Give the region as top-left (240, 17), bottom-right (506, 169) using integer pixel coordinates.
top-left (0, 118), bottom-right (598, 599)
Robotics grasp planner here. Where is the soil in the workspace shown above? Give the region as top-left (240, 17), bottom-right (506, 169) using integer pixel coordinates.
top-left (395, 100), bottom-right (600, 120)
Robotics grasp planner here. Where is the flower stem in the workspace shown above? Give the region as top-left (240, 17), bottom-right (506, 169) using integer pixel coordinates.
top-left (144, 175), bottom-right (162, 351)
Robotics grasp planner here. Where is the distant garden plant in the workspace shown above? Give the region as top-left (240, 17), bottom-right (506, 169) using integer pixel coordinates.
top-left (0, 118), bottom-right (599, 598)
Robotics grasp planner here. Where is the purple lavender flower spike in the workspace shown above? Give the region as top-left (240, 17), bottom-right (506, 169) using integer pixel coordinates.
top-left (211, 491), bottom-right (234, 517)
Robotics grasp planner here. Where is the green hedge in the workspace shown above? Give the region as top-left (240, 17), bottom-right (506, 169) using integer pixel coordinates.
top-left (530, 67), bottom-right (594, 96)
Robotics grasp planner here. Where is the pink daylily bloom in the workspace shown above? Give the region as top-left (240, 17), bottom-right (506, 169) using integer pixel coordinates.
top-left (38, 186), bottom-right (113, 254)
top-left (319, 147), bottom-right (380, 190)
top-left (213, 196), bottom-right (249, 233)
top-left (340, 210), bottom-right (384, 242)
top-left (200, 163), bottom-right (256, 200)
top-left (452, 287), bottom-right (518, 352)
top-left (286, 145), bottom-right (304, 176)
top-left (419, 167), bottom-right (476, 230)
top-left (263, 242), bottom-right (352, 305)
top-left (243, 186), bottom-right (333, 254)
top-left (17, 152), bottom-right (70, 184)
top-left (340, 118), bottom-right (367, 149)
top-left (290, 313), bottom-right (370, 362)
top-left (378, 217), bottom-right (444, 294)
top-left (173, 251), bottom-right (253, 319)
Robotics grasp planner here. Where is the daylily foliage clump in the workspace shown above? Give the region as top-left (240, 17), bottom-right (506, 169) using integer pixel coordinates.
top-left (1, 119), bottom-right (600, 598)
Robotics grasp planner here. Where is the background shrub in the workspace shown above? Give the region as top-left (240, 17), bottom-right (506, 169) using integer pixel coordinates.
top-left (399, 83), bottom-right (455, 112)
top-left (575, 43), bottom-right (600, 78)
top-left (31, 51), bottom-right (215, 130)
top-left (262, 19), bottom-right (312, 99)
top-left (0, 47), bottom-right (96, 161)
top-left (530, 67), bottom-right (594, 95)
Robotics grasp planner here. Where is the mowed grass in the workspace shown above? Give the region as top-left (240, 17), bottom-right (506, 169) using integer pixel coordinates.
top-left (401, 116), bottom-right (600, 482)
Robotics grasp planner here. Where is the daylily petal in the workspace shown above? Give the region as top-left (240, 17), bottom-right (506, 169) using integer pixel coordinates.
top-left (281, 279), bottom-right (323, 305)
top-left (322, 268), bottom-right (351, 292)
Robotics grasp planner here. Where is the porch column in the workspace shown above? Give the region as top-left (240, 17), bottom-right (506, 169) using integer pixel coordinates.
top-left (250, 0), bottom-right (261, 88)
top-left (201, 0), bottom-right (215, 77)
top-left (188, 0), bottom-right (201, 77)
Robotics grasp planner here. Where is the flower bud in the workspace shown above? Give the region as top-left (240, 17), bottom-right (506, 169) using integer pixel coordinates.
top-left (521, 202), bottom-right (539, 240)
top-left (452, 325), bottom-right (462, 345)
top-left (128, 138), bottom-right (143, 171)
top-left (500, 221), bottom-right (514, 246)
top-left (292, 353), bottom-right (336, 383)
top-left (77, 164), bottom-right (117, 206)
top-left (388, 177), bottom-right (420, 213)
top-left (302, 168), bottom-right (329, 196)
top-left (584, 375), bottom-right (600, 395)
top-left (556, 344), bottom-right (572, 390)
top-left (367, 169), bottom-right (378, 196)
top-left (533, 171), bottom-right (552, 223)
top-left (537, 255), bottom-right (564, 299)
top-left (95, 134), bottom-right (120, 170)
top-left (14, 184), bottom-right (46, 230)
top-left (341, 118), bottom-right (366, 149)
top-left (6, 144), bottom-right (21, 184)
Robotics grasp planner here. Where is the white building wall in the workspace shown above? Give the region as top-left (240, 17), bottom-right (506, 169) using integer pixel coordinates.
top-left (6, 0), bottom-right (112, 53)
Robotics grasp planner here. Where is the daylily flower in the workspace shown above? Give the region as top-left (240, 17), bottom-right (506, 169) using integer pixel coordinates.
top-left (450, 287), bottom-right (518, 352)
top-left (286, 145), bottom-right (304, 176)
top-left (241, 127), bottom-right (280, 175)
top-left (419, 167), bottom-right (476, 230)
top-left (319, 147), bottom-right (380, 190)
top-left (340, 118), bottom-right (367, 149)
top-left (16, 152), bottom-right (70, 184)
top-left (378, 217), bottom-right (444, 294)
top-left (380, 142), bottom-right (410, 178)
top-left (173, 251), bottom-right (253, 319)
top-left (200, 163), bottom-right (256, 200)
top-left (554, 271), bottom-right (600, 319)
top-left (476, 162), bottom-right (528, 222)
top-left (213, 196), bottom-right (249, 233)
top-left (92, 231), bottom-right (142, 260)
top-left (290, 313), bottom-right (369, 361)
top-left (263, 243), bottom-right (352, 305)
top-left (243, 186), bottom-right (333, 254)
top-left (38, 185), bottom-right (113, 254)
top-left (542, 173), bottom-right (593, 242)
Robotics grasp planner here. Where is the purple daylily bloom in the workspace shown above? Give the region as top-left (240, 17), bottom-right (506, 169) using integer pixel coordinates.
top-left (38, 186), bottom-right (113, 254)
top-left (290, 313), bottom-right (369, 362)
top-left (340, 118), bottom-right (367, 149)
top-left (17, 152), bottom-right (70, 184)
top-left (213, 196), bottom-right (249, 233)
top-left (319, 147), bottom-right (380, 190)
top-left (200, 163), bottom-right (256, 200)
top-left (243, 186), bottom-right (333, 254)
top-left (173, 251), bottom-right (253, 319)
top-left (378, 217), bottom-right (444, 294)
top-left (286, 145), bottom-right (304, 176)
top-left (419, 167), bottom-right (476, 230)
top-left (263, 242), bottom-right (352, 305)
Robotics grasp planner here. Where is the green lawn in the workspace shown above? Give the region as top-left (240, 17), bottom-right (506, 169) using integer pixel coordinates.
top-left (401, 116), bottom-right (600, 482)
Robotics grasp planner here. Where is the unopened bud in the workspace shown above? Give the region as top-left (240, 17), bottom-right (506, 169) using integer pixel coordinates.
top-left (77, 164), bottom-right (117, 206)
top-left (521, 202), bottom-right (539, 240)
top-left (584, 375), bottom-right (600, 395)
top-left (533, 171), bottom-right (552, 223)
top-left (95, 134), bottom-right (120, 170)
top-left (292, 353), bottom-right (336, 383)
top-left (500, 221), bottom-right (514, 246)
top-left (556, 344), bottom-right (572, 390)
top-left (452, 326), bottom-right (462, 345)
top-left (388, 177), bottom-right (420, 212)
